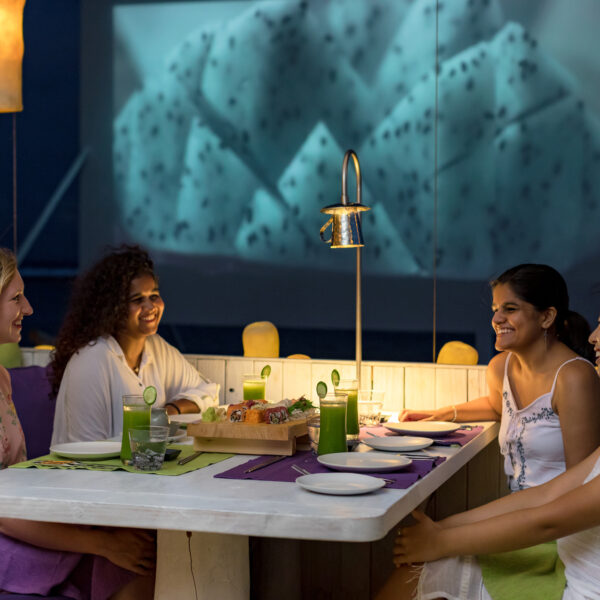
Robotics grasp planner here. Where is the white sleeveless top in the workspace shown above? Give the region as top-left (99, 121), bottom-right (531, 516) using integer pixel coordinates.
top-left (558, 454), bottom-right (600, 599)
top-left (498, 354), bottom-right (592, 492)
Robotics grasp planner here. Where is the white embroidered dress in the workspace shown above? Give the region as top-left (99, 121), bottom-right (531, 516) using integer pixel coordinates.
top-left (498, 353), bottom-right (593, 492)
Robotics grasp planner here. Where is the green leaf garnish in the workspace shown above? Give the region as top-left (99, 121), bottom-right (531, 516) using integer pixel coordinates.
top-left (261, 364), bottom-right (271, 378)
top-left (331, 369), bottom-right (340, 387)
top-left (143, 385), bottom-right (157, 406)
top-left (316, 381), bottom-right (327, 398)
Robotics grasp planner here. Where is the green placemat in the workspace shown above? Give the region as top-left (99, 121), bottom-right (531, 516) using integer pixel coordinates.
top-left (478, 542), bottom-right (566, 600)
top-left (10, 445), bottom-right (234, 476)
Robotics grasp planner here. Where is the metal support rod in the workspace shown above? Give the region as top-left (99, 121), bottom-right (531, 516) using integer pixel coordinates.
top-left (356, 245), bottom-right (362, 389)
top-left (17, 147), bottom-right (90, 263)
top-left (341, 149), bottom-right (363, 388)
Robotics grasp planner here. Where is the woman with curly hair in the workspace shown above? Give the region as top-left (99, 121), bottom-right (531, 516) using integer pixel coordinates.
top-left (51, 245), bottom-right (218, 444)
top-left (0, 247), bottom-right (155, 599)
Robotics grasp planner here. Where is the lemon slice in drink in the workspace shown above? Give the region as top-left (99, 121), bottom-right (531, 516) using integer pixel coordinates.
top-left (316, 381), bottom-right (327, 399)
top-left (143, 385), bottom-right (157, 406)
top-left (331, 369), bottom-right (340, 387)
top-left (261, 365), bottom-right (271, 378)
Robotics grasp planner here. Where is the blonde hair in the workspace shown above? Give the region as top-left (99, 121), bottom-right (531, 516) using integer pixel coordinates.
top-left (0, 248), bottom-right (17, 296)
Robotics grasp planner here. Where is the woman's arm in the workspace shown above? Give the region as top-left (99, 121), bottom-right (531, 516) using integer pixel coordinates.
top-left (0, 519), bottom-right (155, 575)
top-left (554, 360), bottom-right (600, 468)
top-left (393, 447), bottom-right (600, 565)
top-left (155, 337), bottom-right (218, 413)
top-left (399, 354), bottom-right (505, 423)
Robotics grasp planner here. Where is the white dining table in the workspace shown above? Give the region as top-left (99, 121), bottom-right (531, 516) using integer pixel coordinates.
top-left (0, 421), bottom-right (499, 599)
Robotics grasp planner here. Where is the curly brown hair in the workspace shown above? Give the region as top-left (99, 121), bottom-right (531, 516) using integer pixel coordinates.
top-left (50, 245), bottom-right (157, 395)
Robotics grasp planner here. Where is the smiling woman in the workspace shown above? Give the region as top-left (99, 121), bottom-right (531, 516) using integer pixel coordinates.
top-left (50, 245), bottom-right (218, 444)
top-left (400, 263), bottom-right (600, 490)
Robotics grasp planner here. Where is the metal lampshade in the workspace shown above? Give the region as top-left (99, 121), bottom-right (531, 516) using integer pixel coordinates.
top-left (0, 0), bottom-right (25, 113)
top-left (320, 203), bottom-right (369, 248)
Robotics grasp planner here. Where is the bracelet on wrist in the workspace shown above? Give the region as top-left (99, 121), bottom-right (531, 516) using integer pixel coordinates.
top-left (165, 402), bottom-right (182, 414)
top-left (450, 405), bottom-right (457, 422)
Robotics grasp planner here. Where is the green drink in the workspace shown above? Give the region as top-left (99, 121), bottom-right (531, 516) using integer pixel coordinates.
top-left (338, 379), bottom-right (359, 439)
top-left (318, 393), bottom-right (347, 455)
top-left (120, 395), bottom-right (150, 463)
top-left (243, 375), bottom-right (266, 401)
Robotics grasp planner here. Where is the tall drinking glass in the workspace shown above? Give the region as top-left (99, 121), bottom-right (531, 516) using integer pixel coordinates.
top-left (337, 379), bottom-right (359, 441)
top-left (243, 375), bottom-right (266, 401)
top-left (318, 392), bottom-right (347, 455)
top-left (120, 394), bottom-right (151, 464)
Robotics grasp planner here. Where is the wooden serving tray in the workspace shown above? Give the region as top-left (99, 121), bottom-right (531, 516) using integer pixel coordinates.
top-left (187, 419), bottom-right (308, 456)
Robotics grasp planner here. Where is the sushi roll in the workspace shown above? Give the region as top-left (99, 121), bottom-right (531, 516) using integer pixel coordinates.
top-left (264, 405), bottom-right (289, 425)
top-left (227, 403), bottom-right (246, 423)
top-left (245, 406), bottom-right (266, 424)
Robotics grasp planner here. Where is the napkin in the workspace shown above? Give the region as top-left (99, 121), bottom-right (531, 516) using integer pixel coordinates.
top-left (10, 445), bottom-right (234, 476)
top-left (215, 450), bottom-right (445, 490)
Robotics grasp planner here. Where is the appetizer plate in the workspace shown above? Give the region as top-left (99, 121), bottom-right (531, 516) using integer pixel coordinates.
top-left (363, 435), bottom-right (434, 452)
top-left (318, 452), bottom-right (412, 473)
top-left (50, 441), bottom-right (122, 460)
top-left (384, 421), bottom-right (460, 437)
top-left (296, 473), bottom-right (385, 496)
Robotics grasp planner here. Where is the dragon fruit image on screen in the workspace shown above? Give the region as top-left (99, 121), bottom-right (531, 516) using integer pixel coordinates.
top-left (113, 0), bottom-right (600, 279)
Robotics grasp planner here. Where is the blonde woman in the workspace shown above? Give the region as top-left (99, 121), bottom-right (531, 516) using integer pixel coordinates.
top-left (0, 248), bottom-right (155, 599)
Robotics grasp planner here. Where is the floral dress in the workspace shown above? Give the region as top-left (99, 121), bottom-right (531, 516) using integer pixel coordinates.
top-left (0, 368), bottom-right (27, 469)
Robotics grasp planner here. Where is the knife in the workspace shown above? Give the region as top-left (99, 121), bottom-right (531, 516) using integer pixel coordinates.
top-left (244, 455), bottom-right (287, 473)
top-left (178, 450), bottom-right (204, 466)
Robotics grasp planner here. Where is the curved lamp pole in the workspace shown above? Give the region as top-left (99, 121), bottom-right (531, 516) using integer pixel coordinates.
top-left (320, 150), bottom-right (370, 388)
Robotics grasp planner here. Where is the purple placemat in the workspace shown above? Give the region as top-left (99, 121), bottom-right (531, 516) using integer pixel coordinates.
top-left (359, 425), bottom-right (483, 446)
top-left (214, 451), bottom-right (446, 490)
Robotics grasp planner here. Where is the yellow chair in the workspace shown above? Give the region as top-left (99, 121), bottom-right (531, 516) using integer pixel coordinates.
top-left (436, 341), bottom-right (478, 365)
top-left (286, 353), bottom-right (311, 359)
top-left (242, 321), bottom-right (279, 358)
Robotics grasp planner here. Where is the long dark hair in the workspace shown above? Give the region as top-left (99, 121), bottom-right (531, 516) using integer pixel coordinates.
top-left (50, 245), bottom-right (156, 395)
top-left (491, 264), bottom-right (593, 361)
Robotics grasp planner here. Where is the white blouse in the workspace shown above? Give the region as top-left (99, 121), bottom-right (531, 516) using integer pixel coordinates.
top-left (558, 454), bottom-right (600, 599)
top-left (51, 335), bottom-right (218, 443)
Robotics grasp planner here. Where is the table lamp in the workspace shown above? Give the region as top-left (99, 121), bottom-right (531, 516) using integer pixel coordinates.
top-left (320, 149), bottom-right (370, 388)
top-left (0, 0), bottom-right (26, 254)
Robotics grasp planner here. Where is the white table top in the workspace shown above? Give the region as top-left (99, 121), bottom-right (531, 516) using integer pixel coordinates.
top-left (0, 422), bottom-right (498, 543)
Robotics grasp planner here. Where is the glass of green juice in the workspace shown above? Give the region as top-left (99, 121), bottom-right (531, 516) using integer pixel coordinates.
top-left (317, 392), bottom-right (348, 455)
top-left (243, 374), bottom-right (266, 401)
top-left (120, 394), bottom-right (151, 464)
top-left (336, 379), bottom-right (359, 442)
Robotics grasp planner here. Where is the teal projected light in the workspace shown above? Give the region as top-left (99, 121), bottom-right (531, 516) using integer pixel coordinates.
top-left (113, 0), bottom-right (600, 279)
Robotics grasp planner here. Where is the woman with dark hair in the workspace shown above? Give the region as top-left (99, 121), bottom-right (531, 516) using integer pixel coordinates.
top-left (377, 319), bottom-right (600, 599)
top-left (51, 245), bottom-right (218, 444)
top-left (0, 248), bottom-right (155, 599)
top-left (401, 263), bottom-right (600, 489)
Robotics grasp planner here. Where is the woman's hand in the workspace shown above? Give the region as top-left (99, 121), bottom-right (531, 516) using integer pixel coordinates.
top-left (393, 511), bottom-right (445, 567)
top-left (98, 527), bottom-right (156, 575)
top-left (398, 409), bottom-right (437, 422)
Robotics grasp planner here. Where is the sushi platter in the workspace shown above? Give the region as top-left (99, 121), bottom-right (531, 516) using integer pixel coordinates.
top-left (187, 397), bottom-right (313, 456)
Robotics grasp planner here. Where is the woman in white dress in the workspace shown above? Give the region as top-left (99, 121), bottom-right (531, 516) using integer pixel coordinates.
top-left (401, 264), bottom-right (600, 490)
top-left (51, 245), bottom-right (218, 444)
top-left (376, 311), bottom-right (600, 600)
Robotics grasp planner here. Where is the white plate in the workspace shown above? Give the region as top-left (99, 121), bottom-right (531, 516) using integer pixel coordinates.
top-left (317, 452), bottom-right (412, 473)
top-left (384, 421), bottom-right (460, 437)
top-left (363, 436), bottom-right (434, 452)
top-left (168, 414), bottom-right (202, 425)
top-left (50, 441), bottom-right (122, 460)
top-left (296, 473), bottom-right (385, 495)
